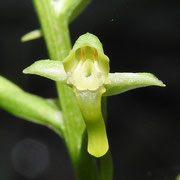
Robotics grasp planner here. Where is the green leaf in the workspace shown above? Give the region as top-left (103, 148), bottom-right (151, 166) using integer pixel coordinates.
top-left (21, 29), bottom-right (42, 42)
top-left (0, 76), bottom-right (64, 135)
top-left (46, 98), bottom-right (62, 110)
top-left (23, 60), bottom-right (67, 82)
top-left (104, 73), bottom-right (165, 96)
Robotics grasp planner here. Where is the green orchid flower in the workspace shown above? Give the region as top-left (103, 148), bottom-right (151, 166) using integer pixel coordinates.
top-left (23, 33), bottom-right (165, 157)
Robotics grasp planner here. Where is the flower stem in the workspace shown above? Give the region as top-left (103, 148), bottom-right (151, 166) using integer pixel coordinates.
top-left (32, 0), bottom-right (99, 179)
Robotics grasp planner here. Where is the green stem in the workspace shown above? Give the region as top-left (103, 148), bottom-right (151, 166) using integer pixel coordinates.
top-left (32, 0), bottom-right (98, 179)
top-left (99, 151), bottom-right (113, 180)
top-left (100, 97), bottom-right (113, 180)
top-left (32, 0), bottom-right (71, 60)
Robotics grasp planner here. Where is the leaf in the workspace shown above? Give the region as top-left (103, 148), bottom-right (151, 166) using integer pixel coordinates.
top-left (23, 60), bottom-right (67, 82)
top-left (104, 73), bottom-right (165, 96)
top-left (21, 29), bottom-right (42, 42)
top-left (0, 76), bottom-right (64, 135)
top-left (46, 98), bottom-right (62, 110)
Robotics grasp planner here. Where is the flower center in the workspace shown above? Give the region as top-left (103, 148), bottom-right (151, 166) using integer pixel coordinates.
top-left (66, 46), bottom-right (107, 91)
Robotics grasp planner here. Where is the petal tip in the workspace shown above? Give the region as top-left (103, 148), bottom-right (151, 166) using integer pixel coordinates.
top-left (88, 145), bottom-right (109, 158)
top-left (155, 79), bottom-right (166, 87)
top-left (22, 68), bottom-right (29, 74)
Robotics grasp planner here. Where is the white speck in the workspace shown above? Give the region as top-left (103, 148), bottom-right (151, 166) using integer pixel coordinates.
top-left (51, 0), bottom-right (63, 15)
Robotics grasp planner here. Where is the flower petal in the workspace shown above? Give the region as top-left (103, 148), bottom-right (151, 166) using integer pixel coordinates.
top-left (74, 87), bottom-right (109, 157)
top-left (23, 60), bottom-right (67, 82)
top-left (104, 73), bottom-right (165, 96)
top-left (63, 33), bottom-right (110, 91)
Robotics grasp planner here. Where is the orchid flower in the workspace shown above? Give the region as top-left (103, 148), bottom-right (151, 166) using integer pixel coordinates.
top-left (23, 33), bottom-right (165, 157)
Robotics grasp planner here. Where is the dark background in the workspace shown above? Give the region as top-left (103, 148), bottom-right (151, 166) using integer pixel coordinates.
top-left (0, 0), bottom-right (180, 179)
